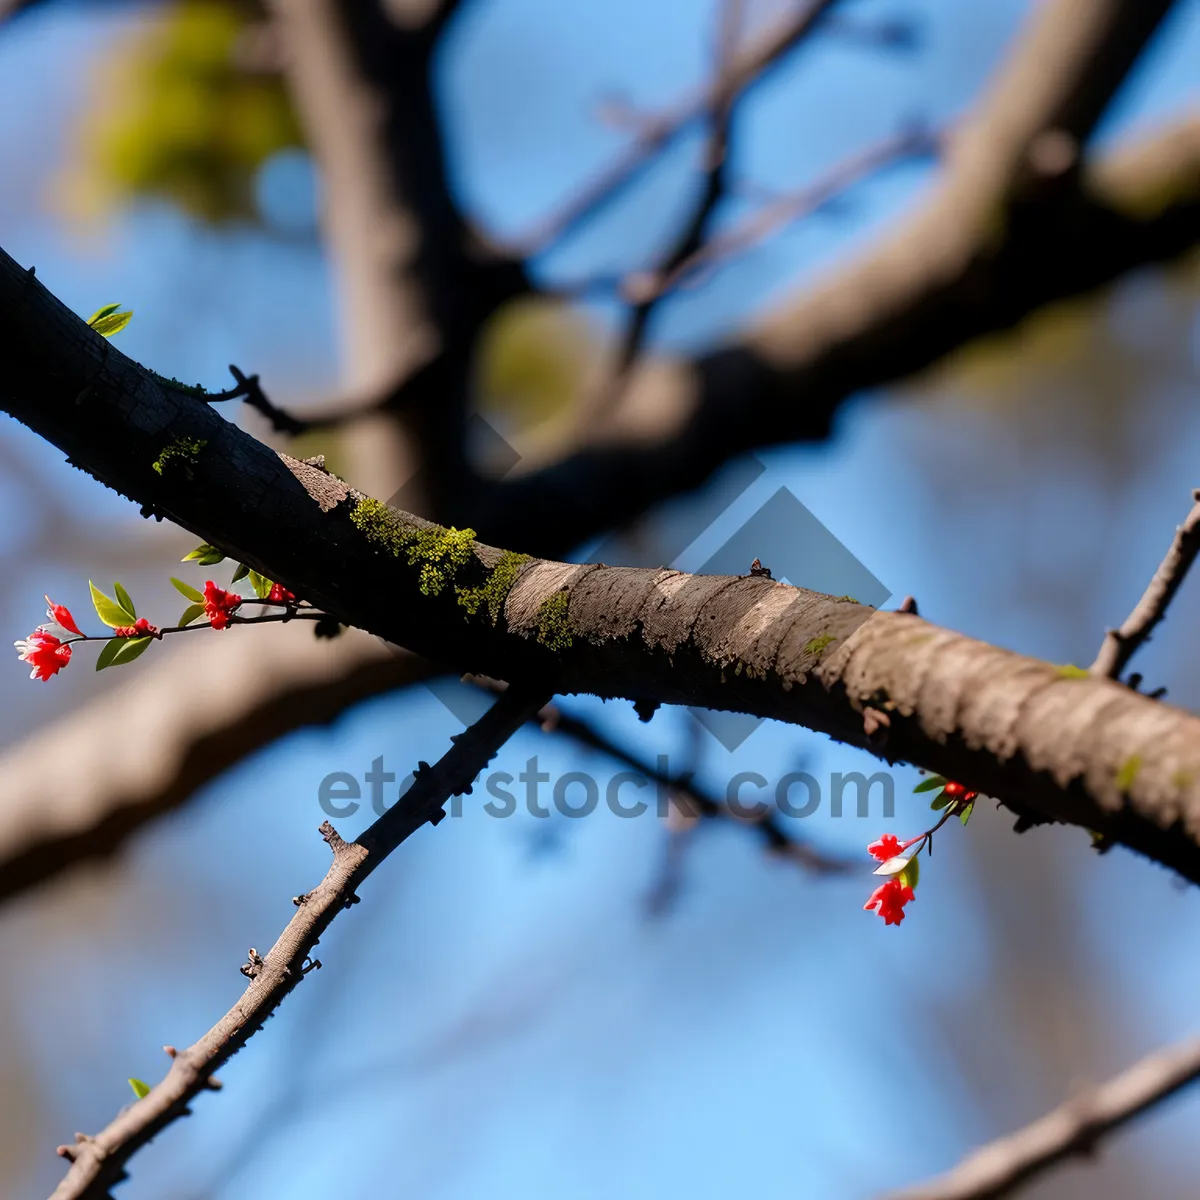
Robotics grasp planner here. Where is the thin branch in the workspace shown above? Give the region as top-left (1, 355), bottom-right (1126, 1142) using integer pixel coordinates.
top-left (548, 708), bottom-right (854, 873)
top-left (471, 676), bottom-right (855, 873)
top-left (504, 0), bottom-right (843, 256)
top-left (48, 684), bottom-right (550, 1200)
top-left (1091, 489), bottom-right (1200, 681)
top-left (625, 124), bottom-right (940, 303)
top-left (884, 1034), bottom-right (1200, 1200)
top-left (583, 0), bottom-right (749, 426)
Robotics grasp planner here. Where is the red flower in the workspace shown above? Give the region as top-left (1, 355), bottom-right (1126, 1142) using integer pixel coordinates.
top-left (44, 596), bottom-right (82, 637)
top-left (203, 581), bottom-right (242, 630)
top-left (864, 879), bottom-right (916, 927)
top-left (14, 629), bottom-right (72, 681)
top-left (267, 583), bottom-right (295, 604)
top-left (867, 833), bottom-right (908, 862)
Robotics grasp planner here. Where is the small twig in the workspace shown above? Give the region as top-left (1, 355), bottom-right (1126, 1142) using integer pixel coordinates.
top-left (1091, 489), bottom-right (1200, 680)
top-left (504, 0), bottom-right (841, 256)
top-left (625, 124), bottom-right (940, 302)
top-left (216, 365), bottom-right (309, 436)
top-left (465, 675), bottom-right (854, 874)
top-left (48, 686), bottom-right (549, 1200)
top-left (884, 1034), bottom-right (1200, 1200)
top-left (582, 0), bottom-right (748, 426)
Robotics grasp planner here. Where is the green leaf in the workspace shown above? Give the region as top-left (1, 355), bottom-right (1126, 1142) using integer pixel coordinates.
top-left (95, 638), bottom-right (123, 672)
top-left (178, 603), bottom-right (206, 628)
top-left (959, 801), bottom-right (975, 825)
top-left (128, 1078), bottom-right (151, 1100)
top-left (913, 775), bottom-right (948, 794)
top-left (89, 581), bottom-right (135, 628)
top-left (87, 303), bottom-right (121, 325)
top-left (87, 307), bottom-right (132, 340)
top-left (170, 577), bottom-right (205, 604)
top-left (113, 582), bottom-right (136, 618)
top-left (248, 570), bottom-right (272, 599)
top-left (898, 855), bottom-right (920, 891)
top-left (230, 563), bottom-right (249, 584)
top-left (930, 790), bottom-right (953, 811)
top-left (110, 636), bottom-right (153, 668)
top-left (182, 544), bottom-right (225, 566)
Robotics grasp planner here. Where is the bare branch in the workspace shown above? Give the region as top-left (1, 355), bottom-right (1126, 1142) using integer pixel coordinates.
top-left (625, 124), bottom-right (940, 303)
top-left (885, 1035), bottom-right (1200, 1200)
top-left (580, 0), bottom-right (749, 429)
top-left (471, 675), bottom-right (856, 873)
top-left (1091, 490), bottom-right (1200, 681)
top-left (48, 685), bottom-right (548, 1200)
top-left (505, 0), bottom-right (842, 256)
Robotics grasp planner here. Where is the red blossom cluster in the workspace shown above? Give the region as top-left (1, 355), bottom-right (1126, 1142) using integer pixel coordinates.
top-left (203, 581), bottom-right (242, 630)
top-left (14, 559), bottom-right (306, 682)
top-left (863, 776), bottom-right (979, 928)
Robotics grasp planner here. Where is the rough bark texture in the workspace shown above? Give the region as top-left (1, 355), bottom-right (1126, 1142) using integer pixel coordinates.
top-left (4, 246), bottom-right (1200, 883)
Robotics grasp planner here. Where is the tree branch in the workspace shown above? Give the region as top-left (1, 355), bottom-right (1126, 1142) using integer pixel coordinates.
top-left (471, 676), bottom-right (856, 873)
top-left (580, 0), bottom-right (749, 430)
top-left (1091, 489), bottom-right (1200, 681)
top-left (504, 0), bottom-right (843, 256)
top-left (48, 684), bottom-right (549, 1200)
top-left (6, 249), bottom-right (1200, 883)
top-left (885, 1034), bottom-right (1200, 1200)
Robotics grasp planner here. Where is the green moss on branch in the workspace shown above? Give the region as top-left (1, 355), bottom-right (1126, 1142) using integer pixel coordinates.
top-left (457, 550), bottom-right (531, 624)
top-left (350, 497), bottom-right (477, 596)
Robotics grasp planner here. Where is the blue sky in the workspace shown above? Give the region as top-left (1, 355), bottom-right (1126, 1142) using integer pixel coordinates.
top-left (1, 2), bottom-right (1199, 1197)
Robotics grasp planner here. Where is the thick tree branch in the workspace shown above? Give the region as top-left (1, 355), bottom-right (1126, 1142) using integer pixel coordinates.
top-left (47, 684), bottom-right (548, 1200)
top-left (0, 627), bottom-right (432, 905)
top-left (6, 250), bottom-right (1200, 884)
top-left (1091, 490), bottom-right (1200, 681)
top-left (885, 1034), bottom-right (1200, 1200)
